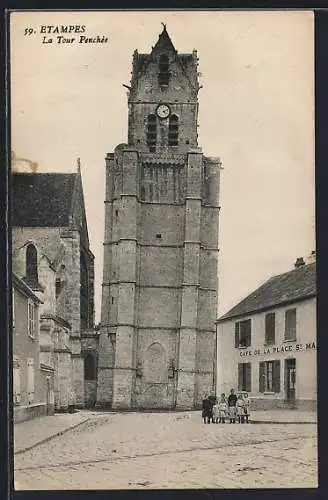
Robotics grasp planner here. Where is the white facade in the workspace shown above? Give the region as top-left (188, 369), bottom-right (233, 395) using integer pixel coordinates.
top-left (217, 297), bottom-right (317, 410)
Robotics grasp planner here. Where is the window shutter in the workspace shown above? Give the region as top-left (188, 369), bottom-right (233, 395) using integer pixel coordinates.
top-left (259, 362), bottom-right (265, 393)
top-left (27, 358), bottom-right (35, 404)
top-left (245, 363), bottom-right (252, 392)
top-left (285, 308), bottom-right (296, 340)
top-left (235, 322), bottom-right (239, 348)
top-left (246, 319), bottom-right (251, 347)
top-left (265, 313), bottom-right (275, 344)
top-left (13, 358), bottom-right (20, 404)
top-left (273, 360), bottom-right (281, 393)
top-left (28, 301), bottom-right (36, 338)
top-left (238, 363), bottom-right (243, 391)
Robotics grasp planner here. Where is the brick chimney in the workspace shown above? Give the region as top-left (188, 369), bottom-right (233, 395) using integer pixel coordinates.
top-left (294, 257), bottom-right (305, 268)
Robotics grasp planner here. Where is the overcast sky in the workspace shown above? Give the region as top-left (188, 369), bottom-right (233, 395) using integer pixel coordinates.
top-left (11, 10), bottom-right (315, 322)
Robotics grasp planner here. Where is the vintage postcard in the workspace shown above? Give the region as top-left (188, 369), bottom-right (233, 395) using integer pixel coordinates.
top-left (10, 10), bottom-right (316, 490)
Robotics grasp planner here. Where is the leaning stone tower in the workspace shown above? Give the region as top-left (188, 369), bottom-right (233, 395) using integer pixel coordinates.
top-left (96, 25), bottom-right (221, 410)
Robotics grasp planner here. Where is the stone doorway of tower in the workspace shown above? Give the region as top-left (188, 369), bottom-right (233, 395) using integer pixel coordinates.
top-left (285, 358), bottom-right (296, 408)
top-left (136, 383), bottom-right (176, 410)
top-left (135, 342), bottom-right (176, 410)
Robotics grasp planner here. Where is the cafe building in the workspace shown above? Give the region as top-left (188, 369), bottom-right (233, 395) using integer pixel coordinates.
top-left (216, 257), bottom-right (316, 411)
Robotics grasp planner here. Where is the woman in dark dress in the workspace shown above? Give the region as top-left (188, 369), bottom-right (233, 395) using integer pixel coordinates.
top-left (202, 394), bottom-right (212, 424)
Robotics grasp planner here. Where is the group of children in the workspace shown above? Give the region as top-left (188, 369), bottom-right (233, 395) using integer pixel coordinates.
top-left (202, 389), bottom-right (251, 424)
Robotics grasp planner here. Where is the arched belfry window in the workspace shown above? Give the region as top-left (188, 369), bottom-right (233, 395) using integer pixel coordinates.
top-left (158, 54), bottom-right (170, 87)
top-left (168, 115), bottom-right (179, 146)
top-left (26, 244), bottom-right (38, 287)
top-left (146, 114), bottom-right (157, 152)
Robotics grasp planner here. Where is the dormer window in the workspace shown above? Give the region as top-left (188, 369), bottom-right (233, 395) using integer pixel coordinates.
top-left (168, 115), bottom-right (179, 146)
top-left (158, 54), bottom-right (170, 87)
top-left (26, 244), bottom-right (38, 288)
top-left (146, 114), bottom-right (157, 152)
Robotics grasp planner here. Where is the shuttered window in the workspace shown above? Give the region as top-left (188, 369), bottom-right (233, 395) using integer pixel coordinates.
top-left (265, 312), bottom-right (276, 345)
top-left (238, 363), bottom-right (251, 392)
top-left (259, 360), bottom-right (280, 393)
top-left (234, 319), bottom-right (251, 348)
top-left (27, 358), bottom-right (35, 404)
top-left (13, 357), bottom-right (20, 405)
top-left (285, 308), bottom-right (297, 341)
top-left (28, 300), bottom-right (36, 339)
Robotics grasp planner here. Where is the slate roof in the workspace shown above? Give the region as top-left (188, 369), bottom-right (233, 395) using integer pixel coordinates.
top-left (12, 273), bottom-right (43, 303)
top-left (12, 173), bottom-right (76, 227)
top-left (152, 25), bottom-right (177, 53)
top-left (217, 262), bottom-right (316, 322)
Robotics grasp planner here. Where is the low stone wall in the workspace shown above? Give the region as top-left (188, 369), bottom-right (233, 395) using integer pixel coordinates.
top-left (250, 398), bottom-right (316, 412)
top-left (14, 403), bottom-right (50, 423)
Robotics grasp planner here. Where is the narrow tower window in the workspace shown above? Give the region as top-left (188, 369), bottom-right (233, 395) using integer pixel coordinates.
top-left (158, 54), bottom-right (170, 87)
top-left (84, 353), bottom-right (96, 381)
top-left (80, 252), bottom-right (89, 329)
top-left (146, 114), bottom-right (157, 152)
top-left (168, 114), bottom-right (179, 146)
top-left (26, 244), bottom-right (38, 287)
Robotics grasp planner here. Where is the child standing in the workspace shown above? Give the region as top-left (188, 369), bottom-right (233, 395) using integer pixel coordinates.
top-left (243, 392), bottom-right (251, 423)
top-left (218, 394), bottom-right (228, 423)
top-left (212, 402), bottom-right (219, 423)
top-left (236, 394), bottom-right (246, 423)
top-left (201, 394), bottom-right (212, 424)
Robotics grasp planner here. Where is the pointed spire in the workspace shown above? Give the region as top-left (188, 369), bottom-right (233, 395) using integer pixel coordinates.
top-left (153, 23), bottom-right (176, 54)
top-left (77, 157), bottom-right (81, 173)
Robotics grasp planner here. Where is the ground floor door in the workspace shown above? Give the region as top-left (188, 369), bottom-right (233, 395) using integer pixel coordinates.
top-left (285, 358), bottom-right (296, 404)
top-left (134, 341), bottom-right (176, 409)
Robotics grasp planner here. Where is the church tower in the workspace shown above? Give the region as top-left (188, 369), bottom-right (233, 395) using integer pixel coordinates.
top-left (96, 25), bottom-right (221, 409)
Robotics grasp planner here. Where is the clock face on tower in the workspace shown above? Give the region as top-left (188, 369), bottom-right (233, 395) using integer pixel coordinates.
top-left (156, 104), bottom-right (170, 119)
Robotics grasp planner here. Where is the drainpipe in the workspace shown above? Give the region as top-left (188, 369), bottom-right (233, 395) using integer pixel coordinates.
top-left (46, 376), bottom-right (50, 415)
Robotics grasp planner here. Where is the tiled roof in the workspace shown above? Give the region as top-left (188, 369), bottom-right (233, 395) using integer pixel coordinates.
top-left (217, 262), bottom-right (316, 322)
top-left (12, 173), bottom-right (76, 227)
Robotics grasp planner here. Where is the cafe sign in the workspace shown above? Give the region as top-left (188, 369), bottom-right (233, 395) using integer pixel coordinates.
top-left (240, 341), bottom-right (316, 357)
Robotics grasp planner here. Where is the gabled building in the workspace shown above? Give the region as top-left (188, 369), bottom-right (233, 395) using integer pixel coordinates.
top-left (12, 272), bottom-right (55, 422)
top-left (12, 163), bottom-right (97, 410)
top-left (216, 258), bottom-right (316, 411)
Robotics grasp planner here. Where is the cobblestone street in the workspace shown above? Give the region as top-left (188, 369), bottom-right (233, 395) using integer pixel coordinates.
top-left (14, 411), bottom-right (318, 490)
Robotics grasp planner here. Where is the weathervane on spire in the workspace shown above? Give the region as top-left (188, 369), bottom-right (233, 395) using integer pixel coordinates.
top-left (161, 22), bottom-right (167, 31)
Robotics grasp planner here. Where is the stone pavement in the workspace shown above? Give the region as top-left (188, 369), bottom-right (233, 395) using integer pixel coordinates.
top-left (251, 409), bottom-right (316, 424)
top-left (14, 411), bottom-right (91, 454)
top-left (14, 408), bottom-right (317, 456)
top-left (14, 410), bottom-right (318, 490)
